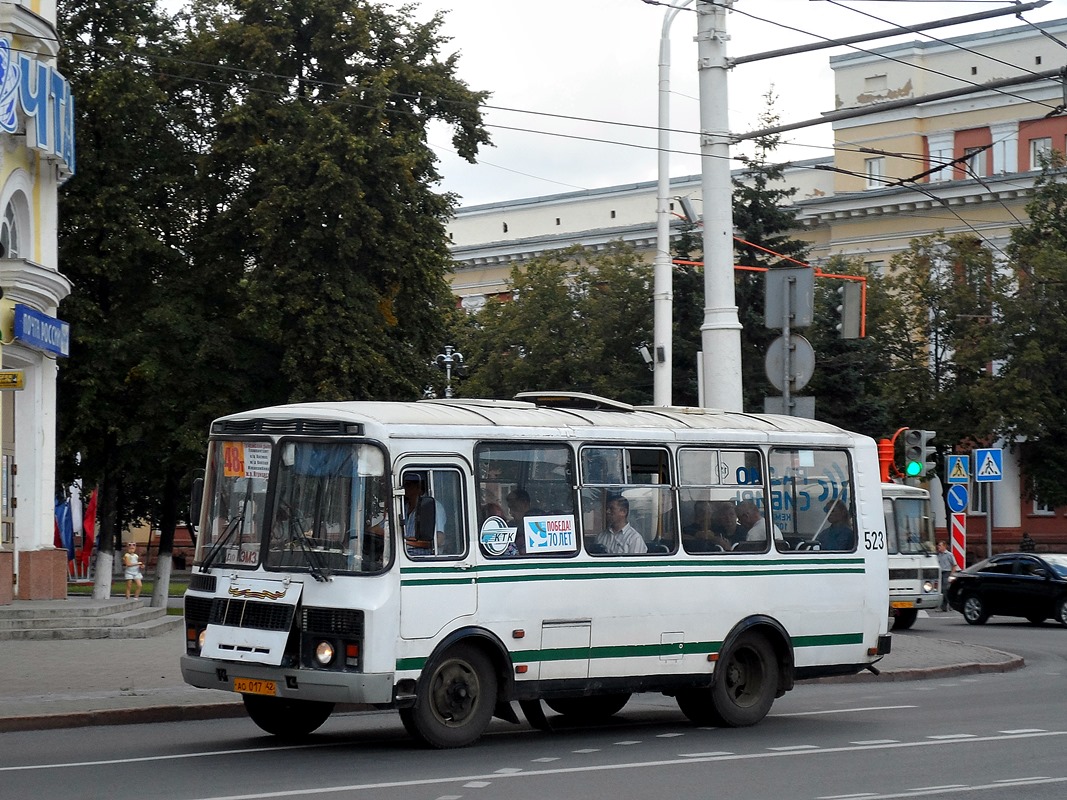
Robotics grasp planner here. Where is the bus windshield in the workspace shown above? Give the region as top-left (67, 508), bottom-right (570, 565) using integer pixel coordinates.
top-left (886, 497), bottom-right (930, 555)
top-left (197, 439), bottom-right (390, 575)
top-left (265, 440), bottom-right (389, 576)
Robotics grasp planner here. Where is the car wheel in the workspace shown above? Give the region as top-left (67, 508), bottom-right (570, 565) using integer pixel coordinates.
top-left (962, 594), bottom-right (989, 625)
top-left (1055, 597), bottom-right (1067, 627)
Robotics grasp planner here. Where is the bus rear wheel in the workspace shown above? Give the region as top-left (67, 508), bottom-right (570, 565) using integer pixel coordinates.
top-left (707, 632), bottom-right (779, 727)
top-left (892, 609), bottom-right (918, 630)
top-left (242, 695), bottom-right (334, 739)
top-left (544, 693), bottom-right (631, 722)
top-left (401, 644), bottom-right (497, 749)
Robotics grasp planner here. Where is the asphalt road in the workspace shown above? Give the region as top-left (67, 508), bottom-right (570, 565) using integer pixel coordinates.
top-left (4, 614), bottom-right (1065, 800)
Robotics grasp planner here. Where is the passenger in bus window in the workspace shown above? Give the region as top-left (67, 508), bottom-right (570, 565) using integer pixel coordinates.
top-left (402, 474), bottom-right (445, 556)
top-left (816, 501), bottom-right (855, 550)
top-left (594, 496), bottom-right (647, 555)
top-left (683, 500), bottom-right (733, 552)
top-left (735, 499), bottom-right (783, 545)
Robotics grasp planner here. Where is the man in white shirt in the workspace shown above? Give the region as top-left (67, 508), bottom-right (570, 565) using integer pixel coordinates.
top-left (402, 474), bottom-right (446, 555)
top-left (594, 496), bottom-right (647, 555)
top-left (736, 499), bottom-right (784, 543)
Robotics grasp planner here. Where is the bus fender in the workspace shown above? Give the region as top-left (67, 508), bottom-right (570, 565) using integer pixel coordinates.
top-left (719, 615), bottom-right (795, 697)
top-left (419, 625), bottom-right (518, 717)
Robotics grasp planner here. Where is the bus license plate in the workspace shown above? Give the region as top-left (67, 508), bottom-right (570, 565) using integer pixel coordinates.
top-left (233, 677), bottom-right (277, 696)
top-left (890, 601), bottom-right (914, 609)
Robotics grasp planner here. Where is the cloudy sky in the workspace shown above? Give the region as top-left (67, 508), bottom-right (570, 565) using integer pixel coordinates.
top-left (395, 0), bottom-right (1062, 208)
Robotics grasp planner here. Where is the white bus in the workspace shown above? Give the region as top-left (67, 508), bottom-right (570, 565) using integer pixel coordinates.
top-left (882, 482), bottom-right (940, 629)
top-left (181, 392), bottom-right (891, 748)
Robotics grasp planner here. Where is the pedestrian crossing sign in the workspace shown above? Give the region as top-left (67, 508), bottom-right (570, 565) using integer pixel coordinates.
top-left (946, 455), bottom-right (969, 484)
top-left (974, 448), bottom-right (1003, 482)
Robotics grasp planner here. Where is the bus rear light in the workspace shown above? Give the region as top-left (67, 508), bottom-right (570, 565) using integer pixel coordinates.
top-left (512, 629), bottom-right (525, 639)
top-left (515, 665), bottom-right (528, 674)
top-left (708, 654), bottom-right (718, 662)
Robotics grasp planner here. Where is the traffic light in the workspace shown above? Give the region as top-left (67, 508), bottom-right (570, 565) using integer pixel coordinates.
top-left (835, 282), bottom-right (862, 339)
top-left (903, 429), bottom-right (936, 478)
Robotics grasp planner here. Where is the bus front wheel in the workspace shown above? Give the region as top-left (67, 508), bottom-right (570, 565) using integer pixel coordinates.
top-left (892, 609), bottom-right (918, 630)
top-left (708, 632), bottom-right (779, 727)
top-left (401, 643), bottom-right (498, 749)
top-left (242, 695), bottom-right (334, 739)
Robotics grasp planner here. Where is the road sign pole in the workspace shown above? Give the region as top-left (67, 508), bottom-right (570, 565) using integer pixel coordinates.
top-left (986, 483), bottom-right (993, 561)
top-left (951, 512), bottom-right (966, 571)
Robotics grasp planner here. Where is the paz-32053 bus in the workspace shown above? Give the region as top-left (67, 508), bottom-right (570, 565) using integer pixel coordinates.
top-left (180, 392), bottom-right (891, 748)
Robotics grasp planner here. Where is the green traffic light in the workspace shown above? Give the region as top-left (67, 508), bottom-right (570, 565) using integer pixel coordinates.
top-left (905, 460), bottom-right (922, 477)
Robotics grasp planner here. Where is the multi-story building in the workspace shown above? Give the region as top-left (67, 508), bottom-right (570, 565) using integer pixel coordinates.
top-left (0, 0), bottom-right (74, 602)
top-left (445, 17), bottom-right (1067, 557)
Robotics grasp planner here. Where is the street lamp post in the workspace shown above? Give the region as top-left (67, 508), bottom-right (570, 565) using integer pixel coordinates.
top-left (651, 0), bottom-right (694, 407)
top-left (434, 345), bottom-right (464, 398)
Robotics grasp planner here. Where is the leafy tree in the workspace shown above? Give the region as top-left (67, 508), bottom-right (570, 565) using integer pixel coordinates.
top-left (999, 153), bottom-right (1067, 505)
top-left (57, 0), bottom-right (194, 598)
top-left (878, 232), bottom-right (1009, 481)
top-left (180, 0), bottom-right (490, 403)
top-left (458, 244), bottom-right (653, 404)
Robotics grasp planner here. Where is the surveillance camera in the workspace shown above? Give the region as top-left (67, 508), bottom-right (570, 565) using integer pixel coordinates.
top-left (638, 346), bottom-right (653, 365)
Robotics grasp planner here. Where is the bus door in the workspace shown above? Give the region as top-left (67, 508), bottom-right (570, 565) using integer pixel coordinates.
top-left (397, 459), bottom-right (477, 640)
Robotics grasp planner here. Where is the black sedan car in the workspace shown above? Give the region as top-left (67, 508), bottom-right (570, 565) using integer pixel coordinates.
top-left (946, 552), bottom-right (1067, 625)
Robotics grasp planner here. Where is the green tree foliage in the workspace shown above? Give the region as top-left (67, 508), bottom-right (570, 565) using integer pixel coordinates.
top-left (999, 153), bottom-right (1067, 506)
top-left (878, 232), bottom-right (1008, 479)
top-left (458, 245), bottom-right (652, 404)
top-left (731, 97), bottom-right (810, 412)
top-left (179, 0), bottom-right (490, 402)
top-left (57, 0), bottom-right (191, 568)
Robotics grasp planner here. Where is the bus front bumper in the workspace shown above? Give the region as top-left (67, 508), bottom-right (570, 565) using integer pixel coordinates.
top-left (180, 655), bottom-right (396, 705)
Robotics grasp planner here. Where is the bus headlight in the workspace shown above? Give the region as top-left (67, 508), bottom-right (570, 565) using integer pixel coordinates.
top-left (314, 641), bottom-right (335, 666)
top-left (198, 629), bottom-right (208, 649)
top-left (922, 581), bottom-right (934, 593)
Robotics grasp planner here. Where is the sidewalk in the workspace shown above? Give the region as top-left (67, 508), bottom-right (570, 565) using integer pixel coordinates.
top-left (0, 608), bottom-right (1024, 733)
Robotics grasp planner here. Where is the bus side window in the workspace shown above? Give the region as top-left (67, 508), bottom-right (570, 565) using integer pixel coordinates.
top-left (403, 468), bottom-right (466, 559)
top-left (768, 448), bottom-right (856, 553)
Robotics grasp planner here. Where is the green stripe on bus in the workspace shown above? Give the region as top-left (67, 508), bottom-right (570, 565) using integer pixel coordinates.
top-left (400, 567), bottom-right (865, 587)
top-left (396, 633), bottom-right (862, 671)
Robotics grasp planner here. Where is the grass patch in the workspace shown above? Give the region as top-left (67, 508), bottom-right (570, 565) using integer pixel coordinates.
top-left (68, 580), bottom-right (186, 598)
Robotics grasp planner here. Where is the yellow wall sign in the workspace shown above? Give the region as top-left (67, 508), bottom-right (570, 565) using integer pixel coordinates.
top-left (0, 370), bottom-right (25, 390)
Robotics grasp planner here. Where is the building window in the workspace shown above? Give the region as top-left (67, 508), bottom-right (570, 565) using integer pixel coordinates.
top-left (963, 147), bottom-right (986, 178)
top-left (555, 218), bottom-right (560, 226)
top-left (0, 202), bottom-right (18, 259)
top-left (1032, 497), bottom-right (1055, 516)
top-left (1030, 137), bottom-right (1052, 170)
top-left (502, 222), bottom-right (508, 234)
top-left (929, 148), bottom-right (952, 183)
top-left (610, 210), bottom-right (616, 219)
top-left (865, 157), bottom-right (885, 189)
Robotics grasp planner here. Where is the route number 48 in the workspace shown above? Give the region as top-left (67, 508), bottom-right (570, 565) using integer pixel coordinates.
top-left (863, 530), bottom-right (885, 550)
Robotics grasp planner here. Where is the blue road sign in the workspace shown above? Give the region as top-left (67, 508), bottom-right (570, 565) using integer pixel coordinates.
top-left (974, 448), bottom-right (1003, 482)
top-left (947, 484), bottom-right (969, 514)
top-left (946, 455), bottom-right (970, 484)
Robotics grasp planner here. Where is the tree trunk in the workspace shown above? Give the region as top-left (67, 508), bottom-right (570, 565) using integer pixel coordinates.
top-left (91, 470), bottom-right (120, 600)
top-left (151, 468), bottom-right (180, 608)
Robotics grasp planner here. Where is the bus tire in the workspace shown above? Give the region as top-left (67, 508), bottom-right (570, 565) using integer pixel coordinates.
top-left (962, 594), bottom-right (989, 625)
top-left (892, 609), bottom-right (918, 630)
top-left (544, 693), bottom-right (630, 722)
top-left (676, 688), bottom-right (716, 725)
top-left (401, 643), bottom-right (497, 749)
top-left (707, 632), bottom-right (778, 727)
top-left (242, 695), bottom-right (334, 739)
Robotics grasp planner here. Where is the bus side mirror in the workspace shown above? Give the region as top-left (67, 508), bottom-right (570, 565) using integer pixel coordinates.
top-left (189, 477), bottom-right (204, 537)
top-left (416, 495), bottom-right (437, 541)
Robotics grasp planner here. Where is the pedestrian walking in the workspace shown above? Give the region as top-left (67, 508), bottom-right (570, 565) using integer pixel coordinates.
top-left (1019, 532), bottom-right (1036, 552)
top-left (122, 541), bottom-right (143, 599)
top-left (936, 540), bottom-right (955, 611)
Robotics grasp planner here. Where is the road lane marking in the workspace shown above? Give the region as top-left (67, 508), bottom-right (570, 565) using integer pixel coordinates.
top-left (850, 740), bottom-right (899, 745)
top-left (775, 705), bottom-right (917, 717)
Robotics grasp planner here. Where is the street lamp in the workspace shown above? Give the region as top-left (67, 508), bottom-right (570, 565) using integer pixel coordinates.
top-left (434, 345), bottom-right (464, 398)
top-left (650, 0), bottom-right (694, 407)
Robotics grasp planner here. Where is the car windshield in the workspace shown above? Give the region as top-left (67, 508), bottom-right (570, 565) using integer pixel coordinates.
top-left (1040, 554), bottom-right (1067, 577)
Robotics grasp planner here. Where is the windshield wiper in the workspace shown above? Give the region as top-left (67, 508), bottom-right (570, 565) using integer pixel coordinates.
top-left (200, 511), bottom-right (243, 572)
top-left (286, 521), bottom-right (332, 583)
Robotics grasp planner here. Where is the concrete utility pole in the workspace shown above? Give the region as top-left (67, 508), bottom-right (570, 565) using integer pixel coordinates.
top-left (652, 0), bottom-right (694, 407)
top-left (697, 0), bottom-right (743, 411)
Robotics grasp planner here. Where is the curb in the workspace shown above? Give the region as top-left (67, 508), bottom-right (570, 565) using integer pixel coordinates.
top-left (0, 702), bottom-right (247, 733)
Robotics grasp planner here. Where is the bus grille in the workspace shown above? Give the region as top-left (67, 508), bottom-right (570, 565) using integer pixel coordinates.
top-left (208, 598), bottom-right (295, 631)
top-left (211, 418), bottom-right (361, 436)
top-left (189, 573), bottom-right (217, 593)
top-left (184, 595), bottom-right (213, 628)
top-left (302, 607), bottom-right (364, 636)
top-left (889, 569), bottom-right (921, 580)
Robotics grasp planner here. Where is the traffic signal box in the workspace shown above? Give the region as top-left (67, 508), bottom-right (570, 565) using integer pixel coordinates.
top-left (903, 429), bottom-right (936, 478)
